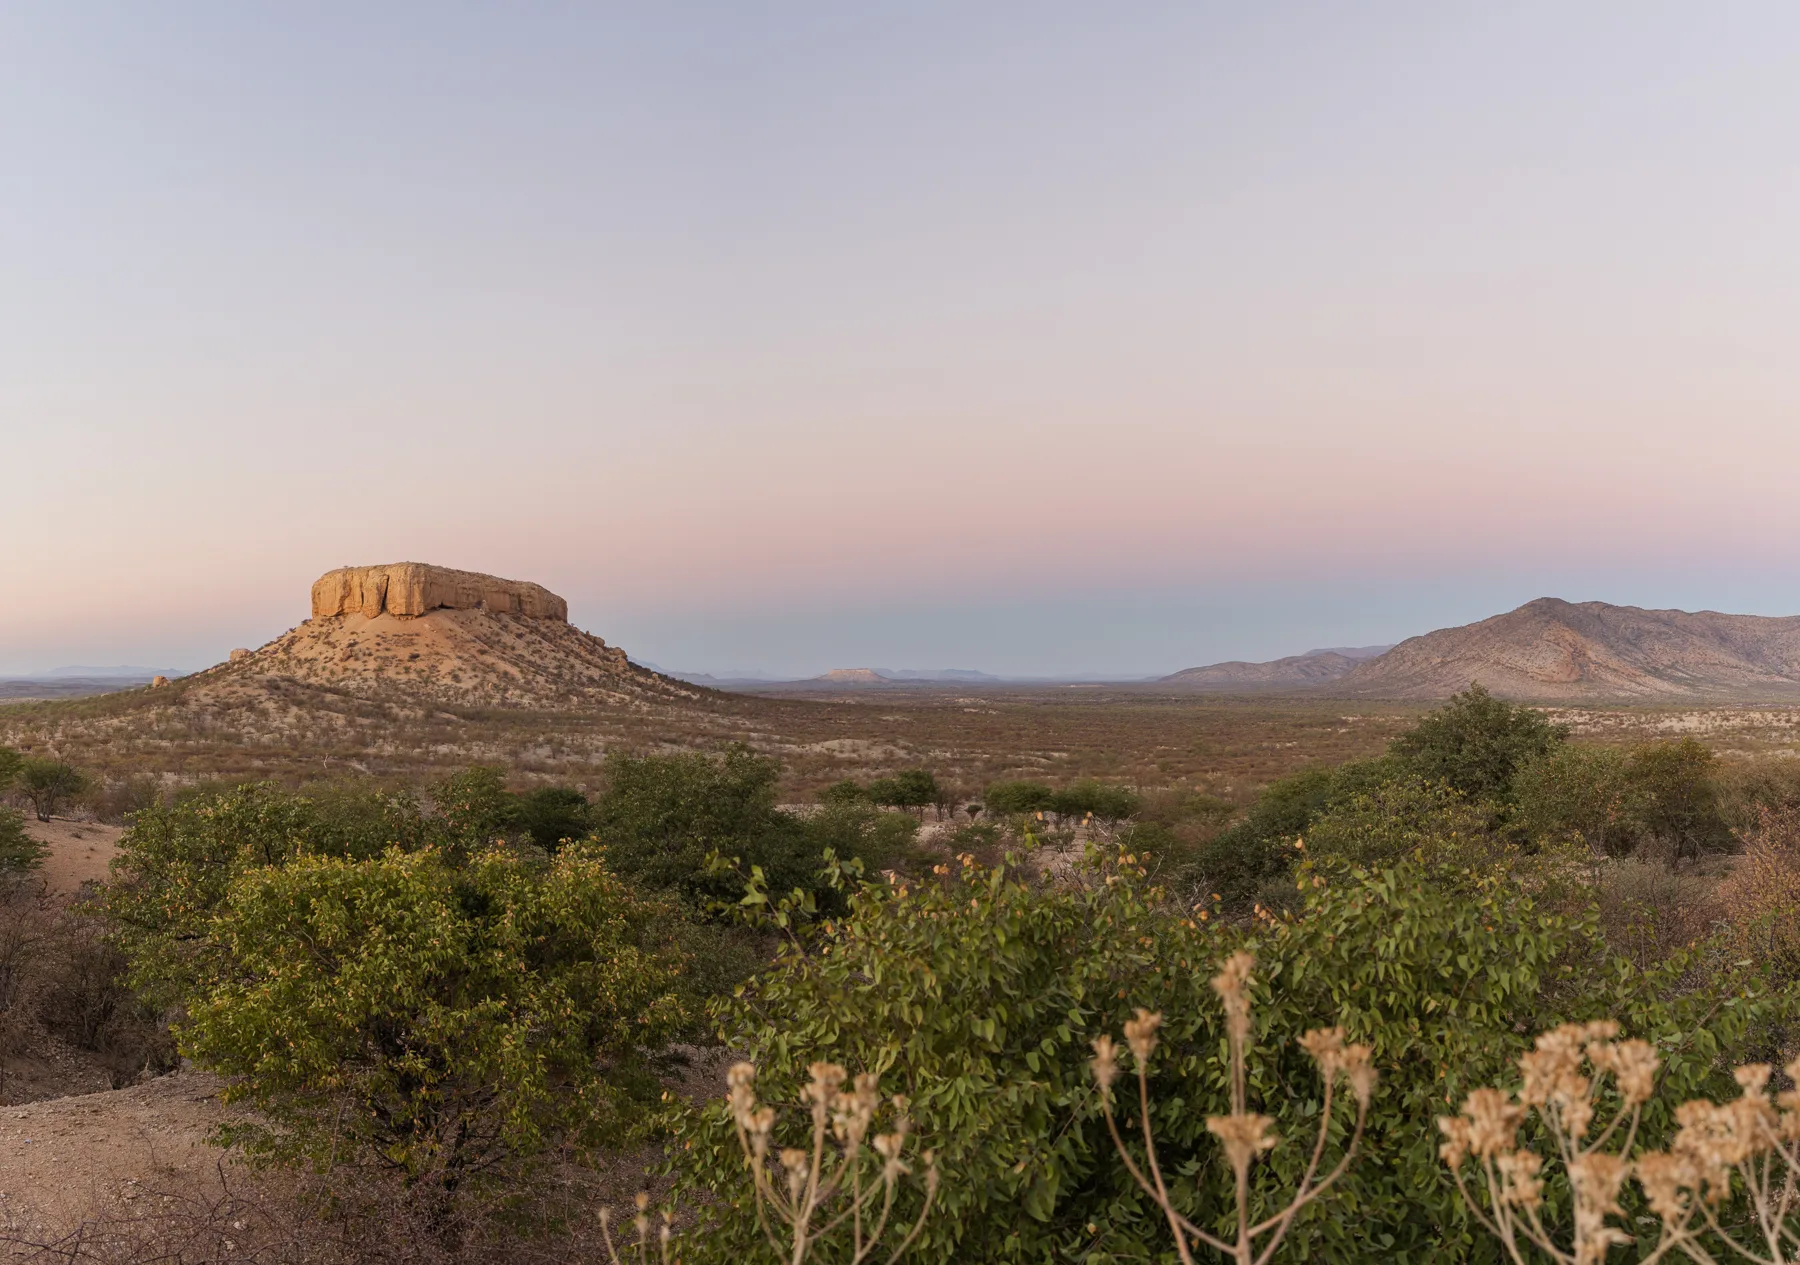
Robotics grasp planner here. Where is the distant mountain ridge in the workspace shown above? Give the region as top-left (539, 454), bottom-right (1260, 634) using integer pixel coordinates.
top-left (1337, 598), bottom-right (1800, 700)
top-left (1166, 599), bottom-right (1800, 700)
top-left (1163, 646), bottom-right (1391, 689)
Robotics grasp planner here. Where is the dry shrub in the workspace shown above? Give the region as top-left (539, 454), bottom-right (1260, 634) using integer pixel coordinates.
top-left (1715, 806), bottom-right (1800, 985)
top-left (1594, 858), bottom-right (1721, 971)
top-left (0, 881), bottom-right (56, 1097)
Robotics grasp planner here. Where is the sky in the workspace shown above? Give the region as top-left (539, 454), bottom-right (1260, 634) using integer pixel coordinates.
top-left (6, 3), bottom-right (1800, 678)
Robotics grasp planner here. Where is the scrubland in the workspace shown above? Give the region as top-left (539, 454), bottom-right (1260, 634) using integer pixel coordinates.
top-left (3, 685), bottom-right (1800, 1262)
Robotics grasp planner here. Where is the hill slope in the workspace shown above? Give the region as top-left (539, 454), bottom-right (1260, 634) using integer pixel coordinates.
top-left (181, 563), bottom-right (699, 710)
top-left (1163, 650), bottom-right (1364, 689)
top-left (1336, 598), bottom-right (1800, 700)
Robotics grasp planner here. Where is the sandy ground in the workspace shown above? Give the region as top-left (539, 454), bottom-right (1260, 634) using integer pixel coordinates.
top-left (21, 819), bottom-right (121, 896)
top-left (0, 1071), bottom-right (240, 1233)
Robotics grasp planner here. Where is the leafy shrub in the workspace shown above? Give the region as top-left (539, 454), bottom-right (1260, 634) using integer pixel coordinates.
top-left (819, 779), bottom-right (872, 807)
top-left (1629, 738), bottom-right (1735, 867)
top-left (104, 781), bottom-right (444, 1008)
top-left (0, 806), bottom-right (46, 876)
top-left (868, 769), bottom-right (939, 814)
top-left (1512, 743), bottom-right (1640, 860)
top-left (183, 842), bottom-right (692, 1196)
top-left (1048, 780), bottom-right (1141, 824)
top-left (514, 784), bottom-right (592, 852)
top-left (1302, 777), bottom-right (1501, 870)
top-left (982, 780), bottom-right (1055, 815)
top-left (1387, 684), bottom-right (1566, 804)
top-left (592, 747), bottom-right (818, 904)
top-left (673, 850), bottom-right (1782, 1262)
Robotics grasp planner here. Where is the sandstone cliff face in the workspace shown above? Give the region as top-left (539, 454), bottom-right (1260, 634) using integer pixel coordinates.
top-left (312, 563), bottom-right (567, 622)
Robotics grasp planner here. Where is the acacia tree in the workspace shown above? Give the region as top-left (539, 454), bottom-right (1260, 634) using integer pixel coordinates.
top-left (17, 758), bottom-right (88, 822)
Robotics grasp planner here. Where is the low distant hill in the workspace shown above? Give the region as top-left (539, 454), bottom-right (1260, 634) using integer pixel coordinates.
top-left (1336, 598), bottom-right (1800, 700)
top-left (1163, 646), bottom-right (1389, 689)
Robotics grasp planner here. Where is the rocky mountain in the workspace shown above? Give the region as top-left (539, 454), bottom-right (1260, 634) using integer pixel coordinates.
top-left (1163, 648), bottom-right (1374, 689)
top-left (1335, 598), bottom-right (1800, 700)
top-left (186, 563), bottom-right (700, 709)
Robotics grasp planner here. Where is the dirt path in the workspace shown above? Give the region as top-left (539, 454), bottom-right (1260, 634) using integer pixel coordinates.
top-left (0, 1071), bottom-right (240, 1232)
top-left (21, 819), bottom-right (122, 896)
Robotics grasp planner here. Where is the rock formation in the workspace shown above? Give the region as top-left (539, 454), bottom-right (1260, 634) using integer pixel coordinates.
top-left (199, 562), bottom-right (698, 710)
top-left (311, 563), bottom-right (568, 622)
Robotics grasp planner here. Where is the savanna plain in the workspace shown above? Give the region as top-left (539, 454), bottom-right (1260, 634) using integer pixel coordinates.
top-left (4, 643), bottom-right (1800, 1263)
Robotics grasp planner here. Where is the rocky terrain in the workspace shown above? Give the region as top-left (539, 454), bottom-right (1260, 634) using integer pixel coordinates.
top-left (193, 562), bottom-right (698, 711)
top-left (1336, 598), bottom-right (1800, 700)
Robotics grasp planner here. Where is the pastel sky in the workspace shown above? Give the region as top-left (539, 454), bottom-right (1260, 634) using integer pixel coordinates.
top-left (7, 4), bottom-right (1800, 677)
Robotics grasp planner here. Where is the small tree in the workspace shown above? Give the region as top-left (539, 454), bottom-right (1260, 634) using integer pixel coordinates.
top-left (820, 779), bottom-right (872, 808)
top-left (17, 757), bottom-right (89, 822)
top-left (0, 746), bottom-right (21, 794)
top-left (870, 770), bottom-right (938, 818)
top-left (1630, 738), bottom-right (1733, 869)
top-left (514, 784), bottom-right (590, 852)
top-left (982, 780), bottom-right (1054, 816)
top-left (1389, 684), bottom-right (1567, 804)
top-left (1513, 744), bottom-right (1640, 866)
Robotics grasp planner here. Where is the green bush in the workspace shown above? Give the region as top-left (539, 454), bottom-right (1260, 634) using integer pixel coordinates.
top-left (672, 851), bottom-right (1788, 1263)
top-left (1302, 777), bottom-right (1499, 870)
top-left (818, 778), bottom-right (871, 807)
top-left (1629, 737), bottom-right (1734, 867)
top-left (1047, 780), bottom-right (1141, 823)
top-left (1387, 684), bottom-right (1566, 804)
top-left (983, 780), bottom-right (1055, 815)
top-left (514, 785), bottom-right (592, 852)
top-left (593, 747), bottom-right (838, 908)
top-left (0, 807), bottom-right (46, 876)
top-left (183, 841), bottom-right (691, 1194)
top-left (105, 781), bottom-right (462, 1008)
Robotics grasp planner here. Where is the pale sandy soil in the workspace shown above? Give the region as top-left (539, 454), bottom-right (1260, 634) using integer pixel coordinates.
top-left (21, 819), bottom-right (121, 896)
top-left (0, 1071), bottom-right (241, 1233)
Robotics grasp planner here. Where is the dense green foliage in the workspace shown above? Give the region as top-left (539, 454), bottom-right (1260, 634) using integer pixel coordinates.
top-left (591, 746), bottom-right (912, 909)
top-left (984, 780), bottom-right (1056, 815)
top-left (185, 843), bottom-right (690, 1190)
top-left (867, 768), bottom-right (940, 812)
top-left (1629, 736), bottom-right (1735, 865)
top-left (0, 806), bottom-right (46, 875)
top-left (1386, 684), bottom-right (1567, 804)
top-left (673, 848), bottom-right (1787, 1263)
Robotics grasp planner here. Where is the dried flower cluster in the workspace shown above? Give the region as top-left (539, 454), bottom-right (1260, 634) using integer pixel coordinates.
top-left (598, 1059), bottom-right (938, 1265)
top-left (725, 1059), bottom-right (938, 1265)
top-left (1442, 1021), bottom-right (1800, 1264)
top-left (1091, 951), bottom-right (1375, 1265)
